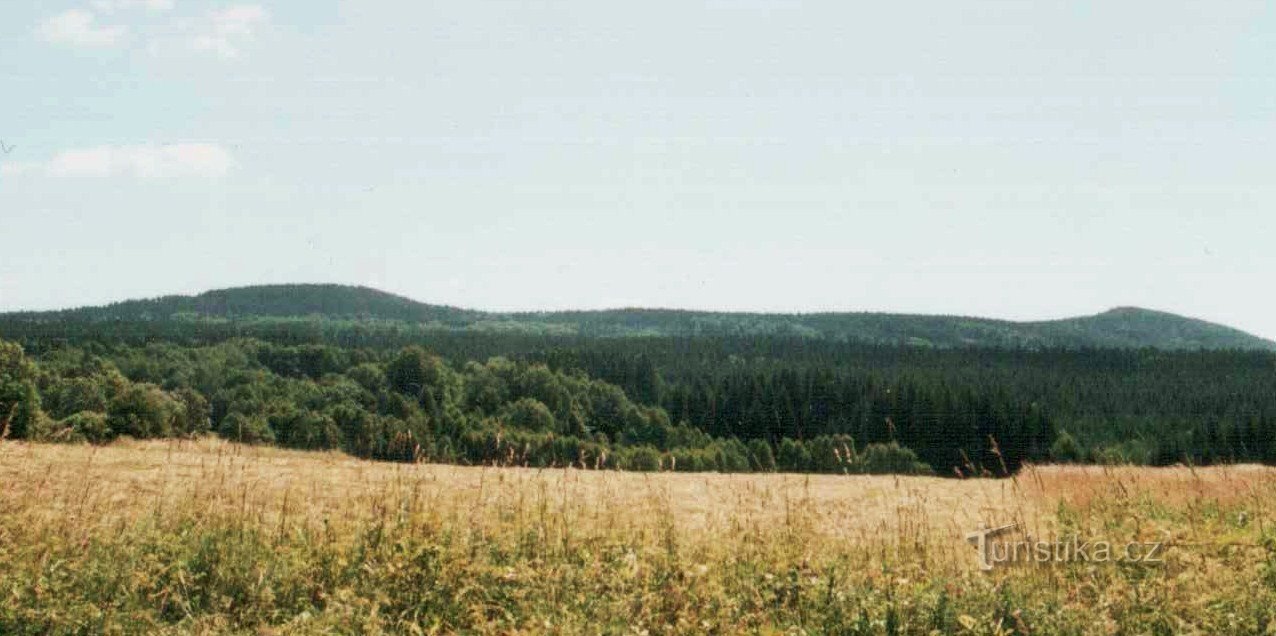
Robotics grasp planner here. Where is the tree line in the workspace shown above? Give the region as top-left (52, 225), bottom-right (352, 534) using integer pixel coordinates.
top-left (0, 338), bottom-right (931, 474)
top-left (3, 320), bottom-right (1275, 474)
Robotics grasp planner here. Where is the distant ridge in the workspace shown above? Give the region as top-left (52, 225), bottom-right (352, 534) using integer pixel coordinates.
top-left (4, 283), bottom-right (1273, 351)
top-left (15, 284), bottom-right (481, 326)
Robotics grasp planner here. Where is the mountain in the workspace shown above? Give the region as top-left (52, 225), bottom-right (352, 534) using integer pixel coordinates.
top-left (3, 284), bottom-right (1273, 351)
top-left (1022, 306), bottom-right (1276, 350)
top-left (8, 284), bottom-right (482, 326)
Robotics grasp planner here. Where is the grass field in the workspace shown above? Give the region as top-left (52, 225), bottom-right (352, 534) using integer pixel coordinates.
top-left (3, 440), bottom-right (1276, 634)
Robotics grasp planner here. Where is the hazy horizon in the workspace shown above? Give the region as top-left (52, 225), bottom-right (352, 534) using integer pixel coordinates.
top-left (3, 1), bottom-right (1274, 339)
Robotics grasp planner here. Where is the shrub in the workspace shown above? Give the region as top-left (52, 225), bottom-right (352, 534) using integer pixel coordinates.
top-left (271, 408), bottom-right (342, 450)
top-left (346, 363), bottom-right (387, 393)
top-left (107, 383), bottom-right (182, 439)
top-left (618, 445), bottom-right (662, 472)
top-left (1050, 430), bottom-right (1085, 463)
top-left (46, 376), bottom-right (109, 420)
top-left (61, 411), bottom-right (113, 444)
top-left (716, 439), bottom-right (753, 472)
top-left (173, 388), bottom-right (212, 436)
top-left (218, 412), bottom-right (276, 445)
top-left (0, 340), bottom-right (46, 440)
top-left (747, 439), bottom-right (776, 472)
top-left (808, 435), bottom-right (857, 473)
top-left (670, 448), bottom-right (703, 472)
top-left (501, 397), bottom-right (557, 432)
top-left (777, 438), bottom-right (813, 472)
top-left (1091, 440), bottom-right (1153, 466)
top-left (856, 442), bottom-right (933, 475)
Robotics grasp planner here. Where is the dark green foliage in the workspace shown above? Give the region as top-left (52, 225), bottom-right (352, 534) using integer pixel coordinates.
top-left (61, 411), bottom-right (112, 444)
top-left (806, 435), bottom-right (857, 473)
top-left (218, 412), bottom-right (275, 445)
top-left (777, 439), bottom-right (813, 472)
top-left (1050, 430), bottom-right (1084, 463)
top-left (108, 383), bottom-right (182, 439)
top-left (14, 284), bottom-right (480, 325)
top-left (501, 398), bottom-right (556, 432)
top-left (717, 438), bottom-right (753, 472)
top-left (43, 376), bottom-right (109, 420)
top-left (346, 363), bottom-right (386, 393)
top-left (0, 341), bottom-right (45, 440)
top-left (857, 442), bottom-right (932, 475)
top-left (4, 286), bottom-right (1276, 475)
top-left (1091, 440), bottom-right (1154, 466)
top-left (5, 284), bottom-right (1272, 350)
top-left (386, 346), bottom-right (435, 396)
top-left (748, 438), bottom-right (777, 471)
top-left (269, 407), bottom-right (342, 450)
top-left (173, 388), bottom-right (212, 436)
top-left (617, 445), bottom-right (663, 472)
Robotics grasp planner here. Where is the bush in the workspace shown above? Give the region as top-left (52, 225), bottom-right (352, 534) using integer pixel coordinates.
top-left (0, 340), bottom-right (46, 440)
top-left (387, 347), bottom-right (447, 396)
top-left (747, 439), bottom-right (776, 472)
top-left (618, 445), bottom-right (662, 472)
top-left (46, 376), bottom-right (109, 420)
top-left (808, 435), bottom-right (857, 473)
top-left (271, 408), bottom-right (342, 450)
top-left (1050, 430), bottom-right (1085, 463)
top-left (107, 383), bottom-right (182, 439)
top-left (716, 439), bottom-right (752, 472)
top-left (777, 438), bottom-right (813, 472)
top-left (61, 411), bottom-right (113, 444)
top-left (501, 398), bottom-right (557, 432)
top-left (174, 388), bottom-right (212, 436)
top-left (856, 442), bottom-right (933, 475)
top-left (346, 363), bottom-right (387, 393)
top-left (218, 412), bottom-right (276, 445)
top-left (670, 448), bottom-right (703, 472)
top-left (1091, 440), bottom-right (1153, 466)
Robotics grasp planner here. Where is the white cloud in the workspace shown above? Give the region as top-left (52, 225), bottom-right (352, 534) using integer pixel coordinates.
top-left (26, 144), bottom-right (239, 178)
top-left (38, 3), bottom-right (270, 60)
top-left (37, 9), bottom-right (128, 48)
top-left (89, 0), bottom-right (174, 14)
top-left (188, 4), bottom-right (269, 59)
top-left (0, 162), bottom-right (42, 178)
top-left (209, 5), bottom-right (268, 35)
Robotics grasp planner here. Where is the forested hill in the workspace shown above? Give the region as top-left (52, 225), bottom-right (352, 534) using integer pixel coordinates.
top-left (5, 284), bottom-right (1273, 351)
top-left (6, 285), bottom-right (483, 326)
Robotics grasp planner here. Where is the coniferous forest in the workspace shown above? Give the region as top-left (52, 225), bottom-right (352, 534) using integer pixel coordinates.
top-left (2, 285), bottom-right (1274, 476)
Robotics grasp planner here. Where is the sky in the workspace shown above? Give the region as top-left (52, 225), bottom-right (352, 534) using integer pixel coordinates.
top-left (1, 0), bottom-right (1274, 339)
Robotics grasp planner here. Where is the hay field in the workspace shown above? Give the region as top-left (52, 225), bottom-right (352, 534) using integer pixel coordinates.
top-left (2, 439), bottom-right (1275, 634)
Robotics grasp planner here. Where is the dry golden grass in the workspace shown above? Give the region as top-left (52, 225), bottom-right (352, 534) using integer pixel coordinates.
top-left (3, 439), bottom-right (1276, 634)
top-left (7, 438), bottom-right (1270, 554)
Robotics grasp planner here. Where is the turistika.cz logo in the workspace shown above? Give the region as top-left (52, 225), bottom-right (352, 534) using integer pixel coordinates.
top-left (965, 523), bottom-right (1166, 571)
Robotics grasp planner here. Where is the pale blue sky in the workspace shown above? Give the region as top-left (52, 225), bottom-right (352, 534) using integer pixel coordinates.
top-left (2, 1), bottom-right (1274, 338)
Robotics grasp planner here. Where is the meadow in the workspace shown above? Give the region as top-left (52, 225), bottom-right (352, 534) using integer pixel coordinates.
top-left (2, 439), bottom-right (1275, 634)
